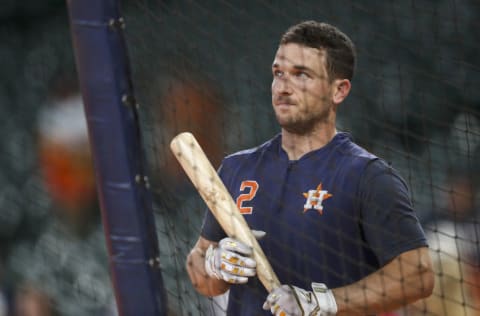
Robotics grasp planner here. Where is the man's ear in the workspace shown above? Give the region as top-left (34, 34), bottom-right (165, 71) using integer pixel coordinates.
top-left (332, 79), bottom-right (351, 105)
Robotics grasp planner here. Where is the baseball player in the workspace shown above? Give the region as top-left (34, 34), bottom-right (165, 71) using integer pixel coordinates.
top-left (186, 20), bottom-right (434, 315)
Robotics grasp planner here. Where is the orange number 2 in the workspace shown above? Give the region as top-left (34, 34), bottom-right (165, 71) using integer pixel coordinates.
top-left (236, 180), bottom-right (259, 214)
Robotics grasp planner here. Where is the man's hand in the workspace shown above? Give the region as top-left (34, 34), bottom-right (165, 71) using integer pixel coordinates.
top-left (205, 231), bottom-right (265, 284)
top-left (263, 283), bottom-right (337, 316)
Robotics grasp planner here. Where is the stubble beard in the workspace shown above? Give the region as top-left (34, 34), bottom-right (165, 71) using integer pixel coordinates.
top-left (276, 106), bottom-right (331, 135)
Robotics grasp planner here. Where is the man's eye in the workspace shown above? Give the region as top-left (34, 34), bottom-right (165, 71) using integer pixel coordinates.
top-left (296, 72), bottom-right (309, 78)
top-left (274, 70), bottom-right (283, 77)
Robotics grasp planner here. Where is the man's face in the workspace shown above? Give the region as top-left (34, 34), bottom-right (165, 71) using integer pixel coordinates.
top-left (271, 43), bottom-right (334, 134)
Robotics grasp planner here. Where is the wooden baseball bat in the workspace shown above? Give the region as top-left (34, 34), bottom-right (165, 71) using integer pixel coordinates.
top-left (170, 132), bottom-right (280, 293)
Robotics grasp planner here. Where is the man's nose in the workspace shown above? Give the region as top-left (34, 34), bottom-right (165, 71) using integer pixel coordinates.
top-left (273, 76), bottom-right (293, 95)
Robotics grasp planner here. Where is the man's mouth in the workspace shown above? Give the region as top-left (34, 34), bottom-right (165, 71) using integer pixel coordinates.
top-left (274, 98), bottom-right (296, 107)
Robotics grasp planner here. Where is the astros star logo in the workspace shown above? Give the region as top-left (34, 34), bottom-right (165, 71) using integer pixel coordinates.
top-left (303, 183), bottom-right (332, 215)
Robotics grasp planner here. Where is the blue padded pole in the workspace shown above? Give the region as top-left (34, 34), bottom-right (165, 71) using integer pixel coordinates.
top-left (66, 0), bottom-right (167, 315)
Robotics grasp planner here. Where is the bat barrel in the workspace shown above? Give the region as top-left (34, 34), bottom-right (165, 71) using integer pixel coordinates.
top-left (170, 132), bottom-right (280, 292)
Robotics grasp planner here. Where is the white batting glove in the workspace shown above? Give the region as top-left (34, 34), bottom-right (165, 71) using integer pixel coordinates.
top-left (262, 283), bottom-right (337, 316)
top-left (205, 231), bottom-right (265, 284)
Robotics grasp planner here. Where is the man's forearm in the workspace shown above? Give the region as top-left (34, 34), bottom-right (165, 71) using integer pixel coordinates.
top-left (186, 246), bottom-right (230, 297)
top-left (332, 247), bottom-right (434, 315)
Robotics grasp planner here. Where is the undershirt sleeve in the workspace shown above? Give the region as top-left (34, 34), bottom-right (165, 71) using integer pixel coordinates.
top-left (359, 160), bottom-right (428, 266)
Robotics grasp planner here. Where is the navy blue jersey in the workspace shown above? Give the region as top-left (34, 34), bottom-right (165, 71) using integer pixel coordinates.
top-left (201, 132), bottom-right (427, 316)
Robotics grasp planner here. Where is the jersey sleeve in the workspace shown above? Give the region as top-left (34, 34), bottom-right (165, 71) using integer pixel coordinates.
top-left (200, 208), bottom-right (227, 242)
top-left (199, 162), bottom-right (228, 242)
top-left (359, 159), bottom-right (428, 266)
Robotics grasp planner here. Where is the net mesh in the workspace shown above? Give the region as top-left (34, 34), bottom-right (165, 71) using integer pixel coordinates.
top-left (2, 1), bottom-right (479, 315)
top-left (124, 1), bottom-right (480, 315)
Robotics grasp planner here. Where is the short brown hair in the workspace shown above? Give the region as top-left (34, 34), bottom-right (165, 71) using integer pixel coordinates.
top-left (280, 21), bottom-right (356, 81)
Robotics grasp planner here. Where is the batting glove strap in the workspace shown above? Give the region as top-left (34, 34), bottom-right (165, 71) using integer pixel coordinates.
top-left (311, 283), bottom-right (337, 316)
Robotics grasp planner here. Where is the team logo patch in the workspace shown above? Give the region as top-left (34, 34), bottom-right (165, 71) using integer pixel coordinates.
top-left (303, 183), bottom-right (332, 215)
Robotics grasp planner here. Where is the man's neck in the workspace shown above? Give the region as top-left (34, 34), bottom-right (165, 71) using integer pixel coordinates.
top-left (281, 124), bottom-right (338, 161)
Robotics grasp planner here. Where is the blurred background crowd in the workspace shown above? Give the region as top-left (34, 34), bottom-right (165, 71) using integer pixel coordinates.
top-left (0, 0), bottom-right (479, 315)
